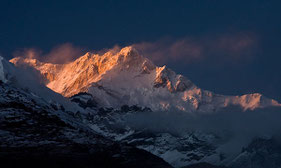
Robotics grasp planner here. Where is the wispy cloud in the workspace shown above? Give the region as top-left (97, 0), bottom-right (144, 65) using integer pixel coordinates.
top-left (213, 33), bottom-right (258, 60)
top-left (13, 43), bottom-right (85, 64)
top-left (133, 38), bottom-right (203, 64)
top-left (12, 32), bottom-right (258, 66)
top-left (44, 43), bottom-right (84, 64)
top-left (133, 32), bottom-right (258, 66)
top-left (13, 48), bottom-right (42, 60)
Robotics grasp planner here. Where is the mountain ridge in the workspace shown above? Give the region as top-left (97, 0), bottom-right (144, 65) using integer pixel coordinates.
top-left (3, 52), bottom-right (281, 168)
top-left (10, 46), bottom-right (281, 112)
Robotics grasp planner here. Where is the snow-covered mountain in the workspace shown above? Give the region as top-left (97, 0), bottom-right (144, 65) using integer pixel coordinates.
top-left (1, 55), bottom-right (83, 113)
top-left (3, 50), bottom-right (281, 168)
top-left (10, 46), bottom-right (281, 112)
top-left (8, 47), bottom-right (281, 168)
top-left (0, 56), bottom-right (173, 168)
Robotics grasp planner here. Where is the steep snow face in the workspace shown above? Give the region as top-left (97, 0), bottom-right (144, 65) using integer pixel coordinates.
top-left (10, 46), bottom-right (281, 112)
top-left (0, 56), bottom-right (18, 83)
top-left (11, 47), bottom-right (154, 97)
top-left (0, 56), bottom-right (82, 113)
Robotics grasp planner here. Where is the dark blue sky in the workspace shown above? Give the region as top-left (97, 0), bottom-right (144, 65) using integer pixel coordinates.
top-left (1, 0), bottom-right (281, 101)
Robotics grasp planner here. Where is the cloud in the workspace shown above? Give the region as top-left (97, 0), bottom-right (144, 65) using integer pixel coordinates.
top-left (133, 38), bottom-right (203, 65)
top-left (13, 43), bottom-right (85, 64)
top-left (124, 106), bottom-right (281, 155)
top-left (213, 33), bottom-right (258, 61)
top-left (13, 48), bottom-right (42, 60)
top-left (44, 43), bottom-right (85, 64)
top-left (12, 32), bottom-right (258, 66)
top-left (133, 32), bottom-right (258, 66)
top-left (93, 45), bottom-right (122, 56)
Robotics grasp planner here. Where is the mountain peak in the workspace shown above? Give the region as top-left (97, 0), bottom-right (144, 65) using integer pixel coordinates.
top-left (9, 46), bottom-right (281, 112)
top-left (116, 46), bottom-right (145, 67)
top-left (10, 46), bottom-right (151, 97)
top-left (233, 93), bottom-right (281, 110)
top-left (119, 46), bottom-right (138, 55)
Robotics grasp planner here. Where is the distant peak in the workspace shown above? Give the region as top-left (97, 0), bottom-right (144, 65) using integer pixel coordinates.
top-left (119, 46), bottom-right (141, 61)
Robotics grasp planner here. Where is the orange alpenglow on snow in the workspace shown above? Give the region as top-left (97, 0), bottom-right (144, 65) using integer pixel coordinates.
top-left (10, 46), bottom-right (281, 112)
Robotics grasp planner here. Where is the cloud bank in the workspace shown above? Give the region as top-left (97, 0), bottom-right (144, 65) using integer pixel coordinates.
top-left (124, 106), bottom-right (281, 156)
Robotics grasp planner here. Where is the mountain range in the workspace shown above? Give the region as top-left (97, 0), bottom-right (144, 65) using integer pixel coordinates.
top-left (10, 46), bottom-right (280, 112)
top-left (1, 46), bottom-right (281, 168)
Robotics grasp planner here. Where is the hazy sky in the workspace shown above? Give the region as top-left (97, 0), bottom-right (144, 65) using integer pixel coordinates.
top-left (1, 0), bottom-right (281, 101)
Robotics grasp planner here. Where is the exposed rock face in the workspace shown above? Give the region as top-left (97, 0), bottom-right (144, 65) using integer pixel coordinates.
top-left (70, 92), bottom-right (98, 109)
top-left (154, 66), bottom-right (193, 92)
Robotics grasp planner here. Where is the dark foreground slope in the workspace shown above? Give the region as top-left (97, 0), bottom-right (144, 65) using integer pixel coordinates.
top-left (0, 82), bottom-right (172, 168)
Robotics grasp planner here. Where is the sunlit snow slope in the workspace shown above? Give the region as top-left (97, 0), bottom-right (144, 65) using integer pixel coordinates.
top-left (10, 46), bottom-right (281, 112)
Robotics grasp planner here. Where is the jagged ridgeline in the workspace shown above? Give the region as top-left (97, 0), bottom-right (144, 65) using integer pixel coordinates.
top-left (10, 46), bottom-right (281, 112)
